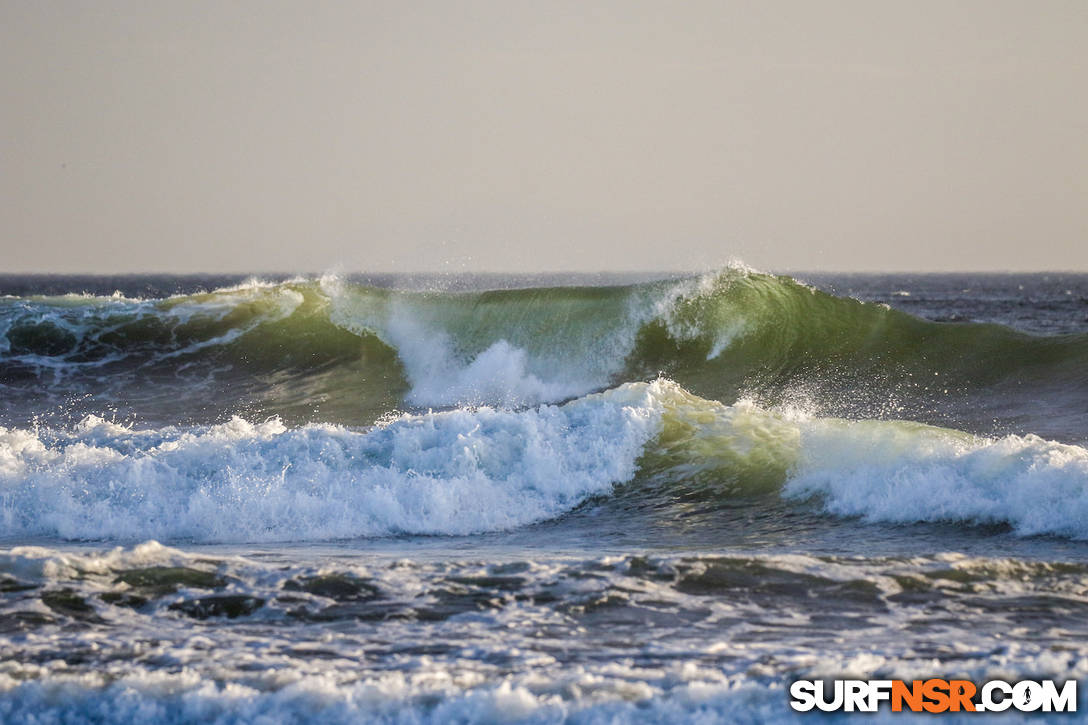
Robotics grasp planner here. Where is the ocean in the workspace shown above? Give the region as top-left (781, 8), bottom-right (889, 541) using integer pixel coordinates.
top-left (1, 266), bottom-right (1087, 723)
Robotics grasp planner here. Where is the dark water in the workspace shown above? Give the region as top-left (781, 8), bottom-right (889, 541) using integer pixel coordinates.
top-left (1, 268), bottom-right (1087, 723)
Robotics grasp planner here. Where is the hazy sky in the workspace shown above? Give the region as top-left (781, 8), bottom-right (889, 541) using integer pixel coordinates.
top-left (2, 1), bottom-right (1086, 273)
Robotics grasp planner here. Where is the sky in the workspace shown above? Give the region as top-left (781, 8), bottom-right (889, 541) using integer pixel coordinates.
top-left (2, 0), bottom-right (1086, 274)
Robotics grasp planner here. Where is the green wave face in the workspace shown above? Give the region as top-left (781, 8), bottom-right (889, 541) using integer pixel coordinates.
top-left (628, 271), bottom-right (1085, 407)
top-left (2, 268), bottom-right (1087, 431)
top-left (632, 381), bottom-right (1088, 539)
top-left (0, 282), bottom-right (408, 424)
top-left (632, 383), bottom-right (801, 501)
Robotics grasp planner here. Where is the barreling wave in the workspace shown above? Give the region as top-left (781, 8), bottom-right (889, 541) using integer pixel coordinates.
top-left (3, 266), bottom-right (1088, 432)
top-left (2, 381), bottom-right (1086, 542)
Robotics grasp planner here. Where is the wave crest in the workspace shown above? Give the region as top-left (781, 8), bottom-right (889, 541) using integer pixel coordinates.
top-left (2, 381), bottom-right (1087, 542)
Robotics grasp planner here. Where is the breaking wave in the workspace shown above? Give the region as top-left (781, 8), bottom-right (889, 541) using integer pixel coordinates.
top-left (2, 381), bottom-right (1086, 542)
top-left (3, 267), bottom-right (1087, 427)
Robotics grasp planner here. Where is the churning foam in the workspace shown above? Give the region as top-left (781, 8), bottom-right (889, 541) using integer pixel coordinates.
top-left (1, 380), bottom-right (1086, 543)
top-left (0, 384), bottom-right (666, 542)
top-left (786, 418), bottom-right (1088, 537)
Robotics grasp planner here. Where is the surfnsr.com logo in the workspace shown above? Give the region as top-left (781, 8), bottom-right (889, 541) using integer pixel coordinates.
top-left (790, 679), bottom-right (1077, 713)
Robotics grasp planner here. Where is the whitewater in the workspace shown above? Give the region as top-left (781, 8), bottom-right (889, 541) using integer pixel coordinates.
top-left (2, 266), bottom-right (1088, 723)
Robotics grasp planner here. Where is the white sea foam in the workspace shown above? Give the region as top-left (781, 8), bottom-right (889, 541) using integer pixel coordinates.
top-left (0, 669), bottom-right (802, 725)
top-left (1, 542), bottom-right (1086, 723)
top-left (0, 384), bottom-right (665, 542)
top-left (370, 301), bottom-right (595, 407)
top-left (785, 418), bottom-right (1088, 537)
top-left (2, 381), bottom-right (1087, 543)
